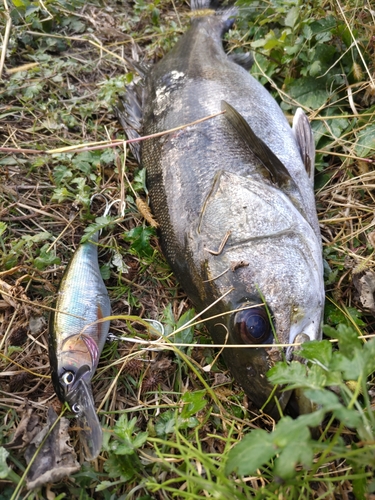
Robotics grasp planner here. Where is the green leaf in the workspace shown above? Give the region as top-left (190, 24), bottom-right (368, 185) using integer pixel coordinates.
top-left (161, 303), bottom-right (175, 337)
top-left (52, 187), bottom-right (73, 202)
top-left (355, 124), bottom-right (375, 158)
top-left (275, 440), bottom-right (313, 479)
top-left (267, 360), bottom-right (306, 385)
top-left (267, 361), bottom-right (307, 385)
top-left (110, 415), bottom-right (148, 456)
top-left (0, 447), bottom-right (10, 479)
top-left (304, 389), bottom-right (361, 428)
top-left (309, 17), bottom-right (336, 42)
top-left (103, 454), bottom-right (136, 481)
top-left (363, 339), bottom-right (375, 376)
top-left (123, 226), bottom-right (155, 258)
top-left (284, 6), bottom-right (299, 28)
top-left (155, 410), bottom-right (176, 437)
top-left (286, 77), bottom-right (328, 109)
top-left (250, 413), bottom-right (323, 479)
top-left (12, 0), bottom-right (28, 8)
top-left (100, 148), bottom-right (116, 164)
top-left (53, 164), bottom-right (73, 184)
top-left (132, 168), bottom-right (147, 193)
top-left (132, 432), bottom-right (148, 449)
top-left (330, 352), bottom-right (364, 380)
top-left (81, 216), bottom-right (116, 243)
top-left (23, 83), bottom-right (43, 99)
top-left (324, 302), bottom-right (346, 326)
top-left (174, 308), bottom-right (195, 346)
top-left (226, 410), bottom-right (323, 478)
top-left (225, 429), bottom-right (275, 475)
top-left (332, 406), bottom-right (362, 428)
top-left (95, 480), bottom-right (114, 492)
top-left (100, 262), bottom-right (111, 280)
top-left (0, 222), bottom-right (7, 238)
top-left (304, 388), bottom-right (341, 407)
top-left (33, 244), bottom-right (60, 270)
top-left (324, 323), bottom-right (362, 356)
top-left (180, 390), bottom-right (207, 419)
top-left (25, 4), bottom-right (39, 17)
top-left (352, 469), bottom-right (368, 500)
top-left (268, 361), bottom-right (327, 390)
top-left (179, 416), bottom-right (199, 429)
top-left (114, 415), bottom-right (136, 440)
top-left (298, 339), bottom-right (332, 367)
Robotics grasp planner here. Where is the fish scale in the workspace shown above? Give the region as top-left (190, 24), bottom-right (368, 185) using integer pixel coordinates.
top-left (116, 2), bottom-right (325, 417)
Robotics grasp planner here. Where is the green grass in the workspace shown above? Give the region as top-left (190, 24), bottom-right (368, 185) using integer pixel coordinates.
top-left (1, 0), bottom-right (375, 498)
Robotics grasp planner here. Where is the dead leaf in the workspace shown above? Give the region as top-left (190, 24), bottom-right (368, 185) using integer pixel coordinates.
top-left (0, 278), bottom-right (29, 314)
top-left (353, 270), bottom-right (375, 314)
top-left (4, 406), bottom-right (41, 450)
top-left (213, 373), bottom-right (231, 386)
top-left (368, 232), bottom-right (375, 248)
top-left (29, 316), bottom-right (46, 335)
top-left (25, 407), bottom-right (80, 489)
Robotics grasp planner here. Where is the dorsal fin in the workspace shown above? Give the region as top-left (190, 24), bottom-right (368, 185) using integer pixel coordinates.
top-left (221, 100), bottom-right (293, 188)
top-left (292, 108), bottom-right (315, 183)
top-left (115, 84), bottom-right (144, 164)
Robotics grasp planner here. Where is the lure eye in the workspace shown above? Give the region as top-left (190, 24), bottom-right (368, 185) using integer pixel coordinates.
top-left (71, 403), bottom-right (81, 414)
top-left (234, 307), bottom-right (271, 344)
top-left (62, 371), bottom-right (75, 385)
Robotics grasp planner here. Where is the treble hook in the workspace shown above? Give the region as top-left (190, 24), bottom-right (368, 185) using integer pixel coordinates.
top-left (89, 194), bottom-right (126, 236)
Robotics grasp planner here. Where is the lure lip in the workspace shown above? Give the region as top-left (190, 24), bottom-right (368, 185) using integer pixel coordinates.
top-left (66, 371), bottom-right (103, 461)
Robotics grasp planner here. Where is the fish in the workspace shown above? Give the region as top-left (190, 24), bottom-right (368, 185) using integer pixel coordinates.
top-left (116, 1), bottom-right (325, 417)
top-left (48, 233), bottom-right (111, 459)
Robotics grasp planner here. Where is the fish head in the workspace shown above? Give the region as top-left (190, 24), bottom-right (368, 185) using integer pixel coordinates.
top-left (220, 291), bottom-right (323, 417)
top-left (51, 333), bottom-right (102, 459)
top-left (196, 170), bottom-right (325, 417)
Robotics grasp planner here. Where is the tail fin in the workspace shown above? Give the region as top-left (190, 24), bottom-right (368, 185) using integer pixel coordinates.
top-left (191, 0), bottom-right (212, 10)
top-left (190, 0), bottom-right (237, 28)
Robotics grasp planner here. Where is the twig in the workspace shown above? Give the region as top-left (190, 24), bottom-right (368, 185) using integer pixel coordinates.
top-left (205, 230), bottom-right (232, 255)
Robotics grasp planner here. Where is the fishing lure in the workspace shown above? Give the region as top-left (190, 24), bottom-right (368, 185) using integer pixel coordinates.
top-left (49, 233), bottom-right (111, 459)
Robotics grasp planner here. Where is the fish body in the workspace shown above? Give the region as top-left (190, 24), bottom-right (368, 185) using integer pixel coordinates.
top-left (117, 3), bottom-right (325, 416)
top-left (49, 234), bottom-right (110, 459)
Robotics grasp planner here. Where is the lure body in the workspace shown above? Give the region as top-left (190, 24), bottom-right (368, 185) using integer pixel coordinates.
top-left (49, 234), bottom-right (110, 460)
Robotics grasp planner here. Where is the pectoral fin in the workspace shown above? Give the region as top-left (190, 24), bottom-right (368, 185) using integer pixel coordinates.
top-left (292, 108), bottom-right (315, 182)
top-left (221, 100), bottom-right (293, 188)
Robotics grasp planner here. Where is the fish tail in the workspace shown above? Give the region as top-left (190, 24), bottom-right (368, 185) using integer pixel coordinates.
top-left (191, 0), bottom-right (212, 10)
top-left (190, 0), bottom-right (237, 29)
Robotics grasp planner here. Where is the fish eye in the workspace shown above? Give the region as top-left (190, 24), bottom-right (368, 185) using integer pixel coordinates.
top-left (234, 307), bottom-right (272, 344)
top-left (61, 371), bottom-right (75, 385)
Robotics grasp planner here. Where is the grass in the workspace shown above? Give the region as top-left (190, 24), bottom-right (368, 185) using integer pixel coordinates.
top-left (0, 0), bottom-right (375, 498)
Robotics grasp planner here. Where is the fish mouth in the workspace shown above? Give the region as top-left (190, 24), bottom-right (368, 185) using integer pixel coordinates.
top-left (264, 385), bottom-right (315, 419)
top-left (266, 331), bottom-right (319, 418)
top-left (222, 332), bottom-right (317, 419)
top-left (66, 376), bottom-right (103, 460)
